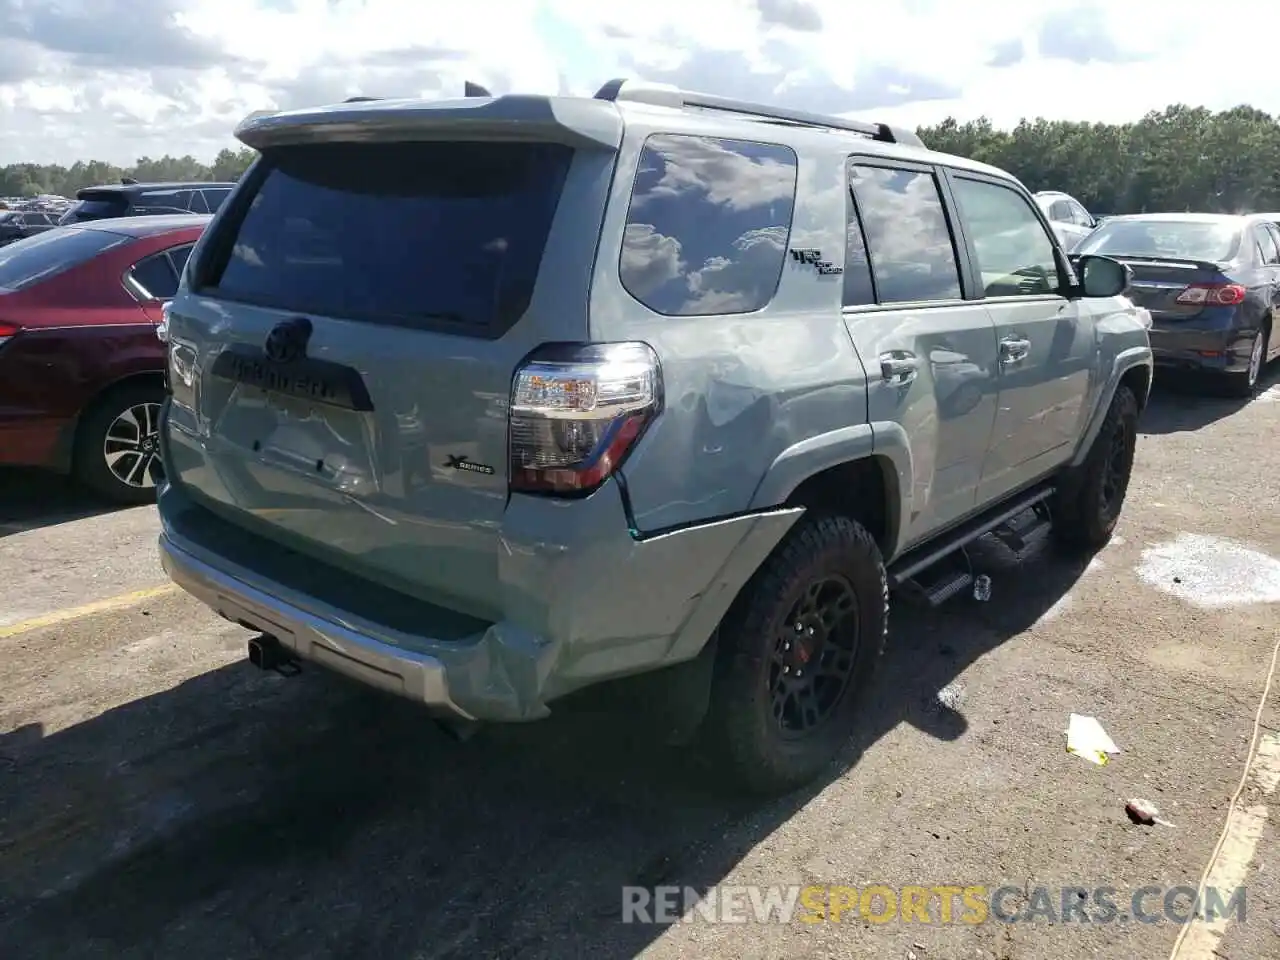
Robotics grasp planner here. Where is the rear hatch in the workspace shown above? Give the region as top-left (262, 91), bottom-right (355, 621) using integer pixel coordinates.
top-left (161, 96), bottom-right (622, 619)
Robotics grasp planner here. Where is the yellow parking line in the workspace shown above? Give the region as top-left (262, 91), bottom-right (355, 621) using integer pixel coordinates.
top-left (0, 583), bottom-right (181, 639)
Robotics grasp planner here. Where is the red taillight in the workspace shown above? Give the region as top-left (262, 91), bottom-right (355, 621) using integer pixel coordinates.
top-left (509, 342), bottom-right (662, 496)
top-left (1175, 283), bottom-right (1246, 306)
top-left (0, 321), bottom-right (19, 346)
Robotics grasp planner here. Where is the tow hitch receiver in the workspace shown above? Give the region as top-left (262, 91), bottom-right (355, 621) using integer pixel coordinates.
top-left (247, 634), bottom-right (301, 676)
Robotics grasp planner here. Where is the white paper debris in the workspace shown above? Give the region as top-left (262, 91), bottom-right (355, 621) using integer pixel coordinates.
top-left (1066, 714), bottom-right (1120, 765)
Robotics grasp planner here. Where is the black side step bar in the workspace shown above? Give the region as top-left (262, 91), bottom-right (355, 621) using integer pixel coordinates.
top-left (887, 484), bottom-right (1056, 589)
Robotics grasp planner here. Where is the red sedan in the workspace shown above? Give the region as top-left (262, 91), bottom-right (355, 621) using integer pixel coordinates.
top-left (0, 214), bottom-right (209, 504)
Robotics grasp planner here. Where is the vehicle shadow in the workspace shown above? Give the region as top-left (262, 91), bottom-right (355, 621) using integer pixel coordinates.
top-left (0, 468), bottom-right (125, 538)
top-left (1140, 362), bottom-right (1280, 435)
top-left (0, 526), bottom-right (1092, 960)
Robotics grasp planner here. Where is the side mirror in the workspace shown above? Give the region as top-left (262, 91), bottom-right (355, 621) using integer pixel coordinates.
top-left (1075, 254), bottom-right (1130, 298)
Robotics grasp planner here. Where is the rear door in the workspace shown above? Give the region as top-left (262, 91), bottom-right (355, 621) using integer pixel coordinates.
top-left (842, 158), bottom-right (999, 545)
top-left (164, 132), bottom-right (612, 618)
top-left (946, 172), bottom-right (1094, 501)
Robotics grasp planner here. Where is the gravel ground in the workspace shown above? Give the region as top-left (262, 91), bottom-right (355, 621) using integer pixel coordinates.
top-left (1, 372), bottom-right (1278, 960)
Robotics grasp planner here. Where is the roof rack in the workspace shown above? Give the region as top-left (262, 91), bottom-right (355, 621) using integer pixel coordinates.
top-left (592, 78), bottom-right (925, 149)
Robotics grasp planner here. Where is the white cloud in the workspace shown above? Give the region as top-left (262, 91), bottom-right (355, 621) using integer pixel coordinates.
top-left (2, 0), bottom-right (1279, 166)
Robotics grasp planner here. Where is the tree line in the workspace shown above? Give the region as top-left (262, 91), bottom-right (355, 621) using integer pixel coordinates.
top-left (4, 104), bottom-right (1279, 216)
top-left (0, 148), bottom-right (259, 199)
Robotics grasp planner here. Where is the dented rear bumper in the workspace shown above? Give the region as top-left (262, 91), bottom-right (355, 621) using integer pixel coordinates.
top-left (157, 479), bottom-right (801, 722)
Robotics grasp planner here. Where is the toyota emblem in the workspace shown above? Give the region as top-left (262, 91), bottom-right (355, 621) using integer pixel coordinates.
top-left (264, 316), bottom-right (312, 364)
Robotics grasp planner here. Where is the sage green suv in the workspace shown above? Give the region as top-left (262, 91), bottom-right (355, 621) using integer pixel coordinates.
top-left (154, 79), bottom-right (1152, 794)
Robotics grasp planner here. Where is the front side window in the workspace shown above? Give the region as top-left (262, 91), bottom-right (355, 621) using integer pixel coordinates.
top-left (201, 141), bottom-right (575, 336)
top-left (951, 177), bottom-right (1060, 298)
top-left (849, 164), bottom-right (962, 304)
top-left (619, 134), bottom-right (797, 316)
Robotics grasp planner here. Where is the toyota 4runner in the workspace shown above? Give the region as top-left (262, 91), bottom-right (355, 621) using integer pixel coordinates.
top-left (154, 79), bottom-right (1153, 795)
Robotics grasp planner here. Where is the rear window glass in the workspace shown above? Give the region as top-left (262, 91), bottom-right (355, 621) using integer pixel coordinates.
top-left (1075, 219), bottom-right (1241, 263)
top-left (0, 227), bottom-right (129, 291)
top-left (619, 134), bottom-right (797, 315)
top-left (65, 194), bottom-right (129, 221)
top-left (201, 142), bottom-right (575, 334)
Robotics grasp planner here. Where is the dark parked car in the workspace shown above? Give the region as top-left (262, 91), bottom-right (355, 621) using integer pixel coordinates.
top-left (58, 181), bottom-right (235, 225)
top-left (0, 210), bottom-right (59, 246)
top-left (1073, 212), bottom-right (1280, 394)
top-left (0, 214), bottom-right (210, 503)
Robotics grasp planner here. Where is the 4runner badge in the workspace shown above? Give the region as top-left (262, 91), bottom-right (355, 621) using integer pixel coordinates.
top-left (445, 454), bottom-right (495, 476)
top-left (790, 248), bottom-right (843, 276)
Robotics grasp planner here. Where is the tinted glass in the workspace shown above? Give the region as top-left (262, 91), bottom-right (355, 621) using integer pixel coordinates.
top-left (1265, 223), bottom-right (1280, 263)
top-left (187, 191), bottom-right (210, 214)
top-left (849, 165), bottom-right (961, 303)
top-left (204, 188), bottom-right (232, 211)
top-left (129, 251), bottom-right (179, 299)
top-left (64, 196), bottom-right (128, 222)
top-left (168, 243), bottom-right (193, 278)
top-left (951, 177), bottom-right (1058, 298)
top-left (1050, 200), bottom-right (1072, 221)
top-left (0, 227), bottom-right (130, 291)
top-left (134, 190), bottom-right (192, 214)
top-left (205, 141), bottom-right (574, 334)
top-left (1075, 219), bottom-right (1241, 262)
top-left (1068, 201), bottom-right (1093, 226)
top-left (1254, 225), bottom-right (1280, 265)
top-left (619, 134), bottom-right (797, 315)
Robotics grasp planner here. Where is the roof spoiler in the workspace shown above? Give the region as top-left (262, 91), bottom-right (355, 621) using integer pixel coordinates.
top-left (592, 77), bottom-right (925, 148)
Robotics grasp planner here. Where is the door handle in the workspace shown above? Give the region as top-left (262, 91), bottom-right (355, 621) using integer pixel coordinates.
top-left (879, 352), bottom-right (919, 384)
top-left (999, 337), bottom-right (1031, 364)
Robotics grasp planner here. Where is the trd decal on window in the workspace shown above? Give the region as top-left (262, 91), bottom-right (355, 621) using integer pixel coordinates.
top-left (790, 248), bottom-right (844, 276)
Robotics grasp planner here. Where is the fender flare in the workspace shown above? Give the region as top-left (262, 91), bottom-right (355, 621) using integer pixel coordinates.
top-left (1069, 345), bottom-right (1153, 468)
top-left (747, 421), bottom-right (914, 558)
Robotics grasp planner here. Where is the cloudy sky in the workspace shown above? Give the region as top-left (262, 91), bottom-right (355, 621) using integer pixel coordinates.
top-left (2, 0), bottom-right (1277, 166)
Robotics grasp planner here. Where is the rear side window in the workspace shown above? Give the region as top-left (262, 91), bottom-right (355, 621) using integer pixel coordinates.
top-left (1050, 200), bottom-right (1072, 222)
top-left (134, 190), bottom-right (192, 214)
top-left (848, 164), bottom-right (962, 304)
top-left (127, 245), bottom-right (196, 300)
top-left (204, 188), bottom-right (232, 212)
top-left (0, 228), bottom-right (129, 291)
top-left (200, 141), bottom-right (574, 336)
top-left (619, 134), bottom-right (797, 316)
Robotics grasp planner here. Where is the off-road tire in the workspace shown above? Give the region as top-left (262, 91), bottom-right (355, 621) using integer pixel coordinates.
top-left (1051, 384), bottom-right (1139, 552)
top-left (72, 381), bottom-right (165, 506)
top-left (701, 514), bottom-right (888, 796)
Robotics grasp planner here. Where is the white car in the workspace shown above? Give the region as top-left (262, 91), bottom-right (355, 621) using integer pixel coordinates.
top-left (1033, 190), bottom-right (1098, 251)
